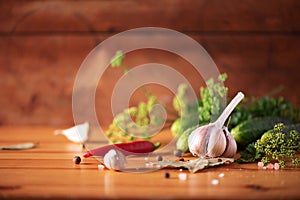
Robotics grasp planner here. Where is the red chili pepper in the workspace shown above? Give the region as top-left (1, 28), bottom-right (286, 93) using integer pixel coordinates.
top-left (83, 141), bottom-right (161, 158)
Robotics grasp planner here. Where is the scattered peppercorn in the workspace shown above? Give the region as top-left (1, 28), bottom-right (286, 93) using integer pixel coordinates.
top-left (179, 157), bottom-right (184, 162)
top-left (173, 149), bottom-right (182, 157)
top-left (164, 172), bottom-right (170, 179)
top-left (73, 156), bottom-right (81, 165)
top-left (156, 155), bottom-right (163, 161)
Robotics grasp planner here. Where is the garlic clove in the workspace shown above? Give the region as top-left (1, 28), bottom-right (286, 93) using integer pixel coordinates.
top-left (54, 122), bottom-right (89, 143)
top-left (206, 126), bottom-right (227, 158)
top-left (221, 127), bottom-right (237, 158)
top-left (103, 149), bottom-right (127, 171)
top-left (188, 125), bottom-right (210, 157)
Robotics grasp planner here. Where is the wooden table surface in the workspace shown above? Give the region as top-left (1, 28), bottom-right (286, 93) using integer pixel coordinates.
top-left (1, 126), bottom-right (300, 199)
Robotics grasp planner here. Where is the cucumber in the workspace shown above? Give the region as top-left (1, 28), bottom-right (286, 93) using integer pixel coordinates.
top-left (171, 118), bottom-right (182, 137)
top-left (176, 125), bottom-right (199, 153)
top-left (231, 116), bottom-right (292, 150)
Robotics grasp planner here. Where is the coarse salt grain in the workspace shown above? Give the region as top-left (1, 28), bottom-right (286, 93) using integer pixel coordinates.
top-left (262, 166), bottom-right (267, 170)
top-left (145, 162), bottom-right (152, 167)
top-left (155, 165), bottom-right (161, 169)
top-left (274, 163), bottom-right (280, 170)
top-left (218, 173), bottom-right (224, 178)
top-left (178, 173), bottom-right (187, 181)
top-left (211, 179), bottom-right (219, 185)
top-left (98, 164), bottom-right (105, 170)
top-left (267, 163), bottom-right (274, 170)
top-left (257, 162), bottom-right (264, 167)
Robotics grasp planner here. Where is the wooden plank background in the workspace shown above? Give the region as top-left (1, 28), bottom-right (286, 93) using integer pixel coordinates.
top-left (0, 0), bottom-right (299, 126)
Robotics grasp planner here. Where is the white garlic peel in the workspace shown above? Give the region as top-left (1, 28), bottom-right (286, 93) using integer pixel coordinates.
top-left (221, 127), bottom-right (237, 158)
top-left (54, 122), bottom-right (89, 143)
top-left (103, 149), bottom-right (127, 171)
top-left (188, 92), bottom-right (244, 158)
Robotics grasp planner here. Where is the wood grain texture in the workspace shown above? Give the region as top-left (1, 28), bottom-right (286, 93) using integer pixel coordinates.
top-left (0, 126), bottom-right (300, 199)
top-left (1, 0), bottom-right (300, 33)
top-left (0, 34), bottom-right (299, 126)
top-left (0, 0), bottom-right (299, 126)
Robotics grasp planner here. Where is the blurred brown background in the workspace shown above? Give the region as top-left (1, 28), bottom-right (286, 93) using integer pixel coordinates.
top-left (0, 0), bottom-right (299, 127)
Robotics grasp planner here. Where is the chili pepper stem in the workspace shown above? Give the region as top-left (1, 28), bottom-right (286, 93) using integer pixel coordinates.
top-left (153, 142), bottom-right (161, 150)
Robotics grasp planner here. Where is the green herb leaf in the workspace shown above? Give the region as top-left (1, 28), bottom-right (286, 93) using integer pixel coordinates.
top-left (111, 51), bottom-right (125, 67)
top-left (105, 95), bottom-right (166, 143)
top-left (230, 96), bottom-right (300, 129)
top-left (236, 143), bottom-right (260, 163)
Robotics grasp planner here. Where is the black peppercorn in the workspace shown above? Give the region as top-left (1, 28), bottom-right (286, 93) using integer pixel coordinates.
top-left (156, 155), bottom-right (163, 161)
top-left (73, 156), bottom-right (81, 165)
top-left (164, 172), bottom-right (170, 179)
top-left (173, 149), bottom-right (183, 157)
top-left (179, 157), bottom-right (184, 162)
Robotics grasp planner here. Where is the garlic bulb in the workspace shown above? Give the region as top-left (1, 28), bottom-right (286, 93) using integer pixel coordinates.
top-left (103, 149), bottom-right (127, 170)
top-left (188, 92), bottom-right (244, 158)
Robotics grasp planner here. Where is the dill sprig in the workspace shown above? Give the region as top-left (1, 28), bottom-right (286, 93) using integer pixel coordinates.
top-left (254, 123), bottom-right (300, 168)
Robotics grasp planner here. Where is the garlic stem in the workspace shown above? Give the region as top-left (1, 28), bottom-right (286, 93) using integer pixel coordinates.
top-left (214, 92), bottom-right (244, 128)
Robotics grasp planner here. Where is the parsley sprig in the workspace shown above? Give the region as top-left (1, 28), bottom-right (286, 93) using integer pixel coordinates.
top-left (106, 51), bottom-right (174, 143)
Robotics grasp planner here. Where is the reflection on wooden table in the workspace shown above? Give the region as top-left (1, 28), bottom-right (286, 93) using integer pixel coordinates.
top-left (0, 126), bottom-right (300, 199)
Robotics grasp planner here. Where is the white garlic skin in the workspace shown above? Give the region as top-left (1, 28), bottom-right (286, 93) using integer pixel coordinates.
top-left (103, 149), bottom-right (127, 170)
top-left (221, 127), bottom-right (237, 158)
top-left (206, 126), bottom-right (228, 158)
top-left (188, 125), bottom-right (237, 158)
top-left (188, 92), bottom-right (244, 158)
top-left (188, 124), bottom-right (210, 157)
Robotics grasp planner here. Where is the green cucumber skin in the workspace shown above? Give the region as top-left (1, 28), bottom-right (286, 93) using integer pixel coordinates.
top-left (176, 125), bottom-right (199, 153)
top-left (231, 117), bottom-right (292, 150)
top-left (281, 123), bottom-right (300, 133)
